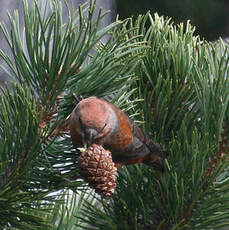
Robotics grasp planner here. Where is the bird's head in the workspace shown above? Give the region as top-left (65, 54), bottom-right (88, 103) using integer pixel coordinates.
top-left (74, 97), bottom-right (118, 147)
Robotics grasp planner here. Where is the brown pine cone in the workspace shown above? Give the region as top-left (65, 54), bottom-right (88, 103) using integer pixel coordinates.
top-left (78, 144), bottom-right (117, 197)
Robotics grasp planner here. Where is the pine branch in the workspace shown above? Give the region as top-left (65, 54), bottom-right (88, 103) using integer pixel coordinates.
top-left (0, 83), bottom-right (52, 229)
top-left (0, 0), bottom-right (147, 228)
top-left (75, 14), bottom-right (229, 230)
top-left (0, 0), bottom-right (228, 229)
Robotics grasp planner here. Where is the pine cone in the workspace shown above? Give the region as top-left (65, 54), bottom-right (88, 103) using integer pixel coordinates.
top-left (78, 144), bottom-right (117, 197)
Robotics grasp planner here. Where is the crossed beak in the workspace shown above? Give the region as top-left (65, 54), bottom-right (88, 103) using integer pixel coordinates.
top-left (82, 128), bottom-right (98, 148)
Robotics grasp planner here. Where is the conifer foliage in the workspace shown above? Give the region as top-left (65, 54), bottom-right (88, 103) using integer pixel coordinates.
top-left (0, 0), bottom-right (228, 229)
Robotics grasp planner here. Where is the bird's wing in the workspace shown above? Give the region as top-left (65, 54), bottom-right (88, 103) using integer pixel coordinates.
top-left (130, 119), bottom-right (167, 172)
top-left (130, 119), bottom-right (162, 154)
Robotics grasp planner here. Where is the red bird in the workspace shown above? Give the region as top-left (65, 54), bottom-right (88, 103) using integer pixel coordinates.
top-left (70, 96), bottom-right (167, 172)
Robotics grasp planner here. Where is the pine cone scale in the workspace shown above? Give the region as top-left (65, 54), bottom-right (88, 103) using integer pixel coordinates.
top-left (78, 144), bottom-right (117, 197)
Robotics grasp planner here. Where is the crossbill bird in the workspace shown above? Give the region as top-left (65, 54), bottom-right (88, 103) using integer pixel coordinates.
top-left (70, 96), bottom-right (167, 172)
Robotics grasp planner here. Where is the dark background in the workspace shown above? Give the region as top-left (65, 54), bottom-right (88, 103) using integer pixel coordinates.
top-left (116, 0), bottom-right (229, 41)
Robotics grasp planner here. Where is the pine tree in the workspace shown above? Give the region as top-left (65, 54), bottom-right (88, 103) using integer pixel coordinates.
top-left (0, 0), bottom-right (228, 229)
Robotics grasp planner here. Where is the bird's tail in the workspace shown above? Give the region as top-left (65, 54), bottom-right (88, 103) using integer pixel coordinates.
top-left (143, 150), bottom-right (168, 172)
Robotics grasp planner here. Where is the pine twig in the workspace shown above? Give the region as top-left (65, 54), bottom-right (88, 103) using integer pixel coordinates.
top-left (38, 65), bottom-right (81, 137)
top-left (178, 123), bottom-right (229, 228)
top-left (205, 123), bottom-right (229, 178)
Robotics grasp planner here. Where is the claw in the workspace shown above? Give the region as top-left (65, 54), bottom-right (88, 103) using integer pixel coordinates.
top-left (73, 93), bottom-right (84, 105)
